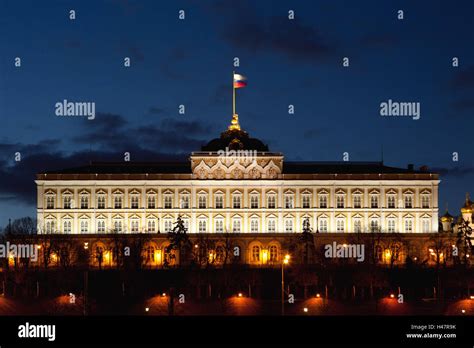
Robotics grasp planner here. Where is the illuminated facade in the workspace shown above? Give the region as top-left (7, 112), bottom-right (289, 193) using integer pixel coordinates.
top-left (36, 114), bottom-right (440, 236)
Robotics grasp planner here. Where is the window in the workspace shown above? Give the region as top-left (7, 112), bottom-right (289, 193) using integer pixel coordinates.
top-left (353, 219), bottom-right (362, 233)
top-left (370, 195), bottom-right (378, 208)
top-left (180, 195), bottom-right (189, 209)
top-left (131, 196), bottom-right (139, 209)
top-left (285, 219), bottom-right (293, 232)
top-left (215, 219), bottom-right (224, 233)
top-left (63, 196), bottom-right (72, 209)
top-left (252, 246), bottom-right (260, 262)
top-left (63, 220), bottom-right (71, 233)
top-left (97, 220), bottom-right (105, 233)
top-left (198, 220), bottom-right (207, 233)
top-left (250, 219), bottom-right (258, 232)
top-left (80, 220), bottom-right (89, 233)
top-left (319, 219), bottom-right (328, 232)
top-left (336, 219), bottom-right (345, 232)
top-left (269, 245), bottom-right (278, 262)
top-left (97, 196), bottom-right (106, 209)
top-left (80, 196), bottom-right (89, 209)
top-left (215, 246), bottom-right (225, 263)
top-left (114, 220), bottom-right (122, 233)
top-left (336, 195), bottom-right (345, 208)
top-left (114, 196), bottom-right (122, 209)
top-left (421, 195), bottom-right (430, 208)
top-left (404, 195), bottom-right (413, 208)
top-left (164, 195), bottom-right (172, 209)
top-left (285, 195), bottom-right (294, 209)
top-left (215, 195), bottom-right (223, 209)
top-left (422, 219), bottom-right (430, 232)
top-left (387, 196), bottom-right (396, 209)
top-left (45, 220), bottom-right (55, 233)
top-left (232, 219), bottom-right (241, 232)
top-left (164, 220), bottom-right (173, 233)
top-left (198, 195), bottom-right (207, 209)
top-left (147, 196), bottom-right (156, 209)
top-left (353, 195), bottom-right (361, 208)
top-left (147, 220), bottom-right (156, 232)
top-left (387, 219), bottom-right (395, 233)
top-left (302, 195), bottom-right (311, 209)
top-left (370, 219), bottom-right (379, 232)
top-left (46, 196), bottom-right (55, 209)
top-left (405, 219), bottom-right (413, 232)
top-left (268, 219), bottom-right (276, 232)
top-left (267, 195), bottom-right (276, 209)
top-left (233, 195), bottom-right (241, 209)
top-left (319, 195), bottom-right (327, 208)
top-left (250, 195), bottom-right (259, 209)
top-left (131, 220), bottom-right (139, 233)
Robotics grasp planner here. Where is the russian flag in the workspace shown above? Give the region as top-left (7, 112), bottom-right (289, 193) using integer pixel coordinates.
top-left (233, 73), bottom-right (247, 88)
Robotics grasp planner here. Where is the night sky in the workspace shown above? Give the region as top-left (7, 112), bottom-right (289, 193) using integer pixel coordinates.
top-left (1, 0), bottom-right (473, 227)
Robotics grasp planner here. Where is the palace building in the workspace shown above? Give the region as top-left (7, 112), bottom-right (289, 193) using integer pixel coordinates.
top-left (36, 113), bottom-right (440, 237)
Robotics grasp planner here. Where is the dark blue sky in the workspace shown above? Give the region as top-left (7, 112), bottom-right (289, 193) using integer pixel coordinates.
top-left (1, 0), bottom-right (473, 226)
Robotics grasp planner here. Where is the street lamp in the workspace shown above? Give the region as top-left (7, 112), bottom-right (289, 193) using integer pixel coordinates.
top-left (281, 254), bottom-right (290, 316)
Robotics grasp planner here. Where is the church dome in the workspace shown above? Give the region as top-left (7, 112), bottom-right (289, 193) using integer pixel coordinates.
top-left (461, 193), bottom-right (473, 214)
top-left (201, 114), bottom-right (269, 152)
top-left (440, 210), bottom-right (454, 222)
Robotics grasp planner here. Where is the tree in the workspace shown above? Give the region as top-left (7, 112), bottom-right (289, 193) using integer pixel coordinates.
top-left (456, 219), bottom-right (473, 265)
top-left (10, 217), bottom-right (36, 235)
top-left (166, 216), bottom-right (192, 268)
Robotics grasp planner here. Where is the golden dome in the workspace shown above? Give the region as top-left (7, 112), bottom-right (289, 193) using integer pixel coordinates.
top-left (440, 210), bottom-right (453, 222)
top-left (461, 193), bottom-right (473, 214)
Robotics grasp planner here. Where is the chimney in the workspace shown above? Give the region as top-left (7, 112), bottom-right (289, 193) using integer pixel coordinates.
top-left (407, 164), bottom-right (414, 171)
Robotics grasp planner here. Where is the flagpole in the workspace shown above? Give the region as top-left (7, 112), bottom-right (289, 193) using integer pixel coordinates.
top-left (232, 70), bottom-right (235, 115)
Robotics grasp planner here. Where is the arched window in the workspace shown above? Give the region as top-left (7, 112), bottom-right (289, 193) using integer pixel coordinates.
top-left (147, 219), bottom-right (156, 232)
top-left (353, 219), bottom-right (362, 233)
top-left (63, 220), bottom-right (72, 233)
top-left (97, 220), bottom-right (105, 233)
top-left (285, 219), bottom-right (293, 232)
top-left (215, 219), bottom-right (224, 233)
top-left (250, 218), bottom-right (259, 233)
top-left (130, 196), bottom-right (139, 209)
top-left (252, 245), bottom-right (260, 262)
top-left (319, 218), bottom-right (328, 232)
top-left (336, 218), bottom-right (345, 232)
top-left (131, 220), bottom-right (139, 233)
top-left (198, 219), bottom-right (207, 233)
top-left (387, 219), bottom-right (396, 233)
top-left (269, 245), bottom-right (278, 262)
top-left (198, 195), bottom-right (207, 209)
top-left (80, 220), bottom-right (89, 233)
top-left (147, 195), bottom-right (156, 209)
top-left (405, 218), bottom-right (413, 232)
top-left (232, 219), bottom-right (241, 232)
top-left (267, 195), bottom-right (276, 209)
top-left (370, 195), bottom-right (378, 208)
top-left (268, 219), bottom-right (276, 232)
top-left (250, 195), bottom-right (259, 209)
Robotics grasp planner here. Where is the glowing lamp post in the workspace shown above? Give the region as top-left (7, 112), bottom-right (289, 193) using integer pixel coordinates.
top-left (281, 254), bottom-right (290, 316)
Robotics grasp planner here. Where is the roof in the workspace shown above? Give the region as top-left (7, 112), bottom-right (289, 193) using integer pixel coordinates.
top-left (283, 162), bottom-right (433, 174)
top-left (38, 160), bottom-right (437, 179)
top-left (42, 162), bottom-right (190, 175)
